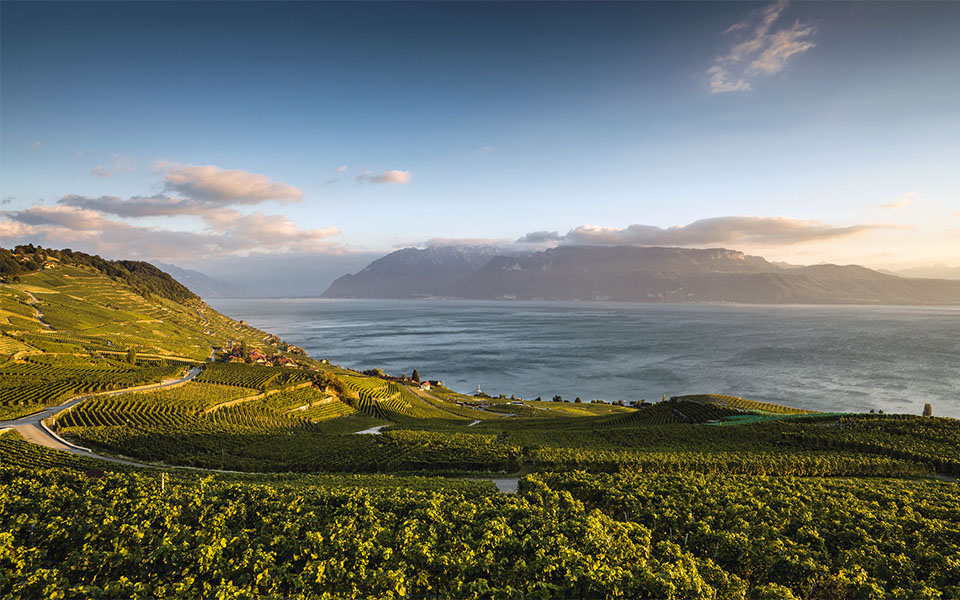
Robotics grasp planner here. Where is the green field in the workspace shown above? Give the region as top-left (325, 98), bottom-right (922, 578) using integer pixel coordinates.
top-left (2, 245), bottom-right (958, 599)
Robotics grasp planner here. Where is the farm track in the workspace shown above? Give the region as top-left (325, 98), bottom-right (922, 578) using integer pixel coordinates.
top-left (21, 290), bottom-right (52, 329)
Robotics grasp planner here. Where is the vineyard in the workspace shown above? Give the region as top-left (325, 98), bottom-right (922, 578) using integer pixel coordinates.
top-left (2, 464), bottom-right (958, 600)
top-left (0, 359), bottom-right (184, 416)
top-left (674, 393), bottom-right (815, 415)
top-left (194, 362), bottom-right (313, 391)
top-left (602, 400), bottom-right (741, 425)
top-left (3, 247), bottom-right (959, 599)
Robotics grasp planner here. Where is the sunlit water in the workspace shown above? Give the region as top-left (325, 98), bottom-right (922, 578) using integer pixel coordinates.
top-left (210, 299), bottom-right (960, 419)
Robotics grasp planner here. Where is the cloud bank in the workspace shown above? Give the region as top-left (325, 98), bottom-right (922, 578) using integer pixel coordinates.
top-left (1, 205), bottom-right (340, 261)
top-left (1, 162), bottom-right (342, 264)
top-left (517, 216), bottom-right (884, 247)
top-left (708, 0), bottom-right (815, 93)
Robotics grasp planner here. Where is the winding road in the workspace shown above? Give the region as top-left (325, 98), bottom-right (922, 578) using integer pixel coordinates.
top-left (0, 366), bottom-right (203, 466)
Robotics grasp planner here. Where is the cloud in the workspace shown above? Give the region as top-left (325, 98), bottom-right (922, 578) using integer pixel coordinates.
top-left (882, 192), bottom-right (916, 209)
top-left (1, 196), bottom-right (14, 206)
top-left (1, 205), bottom-right (341, 261)
top-left (708, 0), bottom-right (815, 93)
top-left (31, 141), bottom-right (42, 151)
top-left (517, 216), bottom-right (885, 247)
top-left (405, 237), bottom-right (506, 249)
top-left (356, 170), bottom-right (412, 185)
top-left (62, 163), bottom-right (304, 217)
top-left (157, 162), bottom-right (303, 205)
top-left (515, 230), bottom-right (564, 244)
top-left (60, 194), bottom-right (206, 218)
top-left (337, 165), bottom-right (348, 172)
top-left (91, 154), bottom-right (135, 178)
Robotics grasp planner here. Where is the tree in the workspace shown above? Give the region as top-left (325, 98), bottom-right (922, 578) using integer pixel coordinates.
top-left (552, 395), bottom-right (562, 403)
top-left (126, 347), bottom-right (137, 364)
top-left (411, 369), bottom-right (420, 383)
top-left (574, 397), bottom-right (581, 403)
top-left (923, 403), bottom-right (933, 417)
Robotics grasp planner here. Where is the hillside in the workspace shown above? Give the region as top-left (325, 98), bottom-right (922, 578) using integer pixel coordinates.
top-left (323, 245), bottom-right (960, 305)
top-left (323, 244), bottom-right (501, 298)
top-left (2, 246), bottom-right (959, 599)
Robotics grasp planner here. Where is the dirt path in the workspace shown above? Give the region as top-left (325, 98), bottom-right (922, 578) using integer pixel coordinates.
top-left (197, 306), bottom-right (214, 335)
top-left (201, 381), bottom-right (315, 414)
top-left (22, 290), bottom-right (52, 329)
top-left (354, 425), bottom-right (387, 435)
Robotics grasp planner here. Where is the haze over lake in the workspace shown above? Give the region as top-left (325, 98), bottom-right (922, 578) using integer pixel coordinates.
top-left (211, 299), bottom-right (960, 419)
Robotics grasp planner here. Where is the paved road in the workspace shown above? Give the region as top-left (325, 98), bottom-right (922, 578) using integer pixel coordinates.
top-left (0, 366), bottom-right (203, 464)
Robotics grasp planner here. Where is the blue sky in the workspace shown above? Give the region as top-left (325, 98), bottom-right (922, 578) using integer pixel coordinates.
top-left (2, 1), bottom-right (958, 287)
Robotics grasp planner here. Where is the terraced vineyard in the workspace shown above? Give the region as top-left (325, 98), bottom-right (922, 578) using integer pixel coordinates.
top-left (603, 400), bottom-right (741, 425)
top-left (0, 359), bottom-right (184, 417)
top-left (0, 430), bottom-right (131, 471)
top-left (195, 362), bottom-right (312, 391)
top-left (675, 393), bottom-right (815, 415)
top-left (3, 246), bottom-right (959, 599)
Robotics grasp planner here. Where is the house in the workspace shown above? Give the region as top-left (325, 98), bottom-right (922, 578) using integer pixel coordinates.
top-left (420, 381), bottom-right (432, 390)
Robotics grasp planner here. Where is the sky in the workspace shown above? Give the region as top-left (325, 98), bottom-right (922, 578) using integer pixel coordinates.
top-left (2, 1), bottom-right (959, 292)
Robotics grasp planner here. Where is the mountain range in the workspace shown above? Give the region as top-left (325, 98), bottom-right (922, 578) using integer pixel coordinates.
top-left (322, 245), bottom-right (960, 305)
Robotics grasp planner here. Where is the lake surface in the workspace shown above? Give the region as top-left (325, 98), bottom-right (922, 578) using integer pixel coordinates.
top-left (209, 299), bottom-right (960, 419)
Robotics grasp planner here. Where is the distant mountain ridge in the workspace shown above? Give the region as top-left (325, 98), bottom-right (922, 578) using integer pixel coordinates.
top-left (322, 245), bottom-right (500, 299)
top-left (322, 245), bottom-right (960, 305)
top-left (152, 262), bottom-right (245, 299)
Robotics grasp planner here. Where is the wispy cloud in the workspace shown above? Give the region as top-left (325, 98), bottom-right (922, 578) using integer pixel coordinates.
top-left (31, 141), bottom-right (43, 151)
top-left (337, 165), bottom-right (348, 173)
top-left (707, 0), bottom-right (815, 93)
top-left (91, 154), bottom-right (135, 178)
top-left (882, 192), bottom-right (916, 209)
top-left (1, 196), bottom-right (14, 206)
top-left (356, 170), bottom-right (412, 185)
top-left (518, 216), bottom-right (885, 247)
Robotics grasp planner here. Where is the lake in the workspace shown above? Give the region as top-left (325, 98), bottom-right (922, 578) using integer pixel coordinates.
top-left (209, 299), bottom-right (960, 419)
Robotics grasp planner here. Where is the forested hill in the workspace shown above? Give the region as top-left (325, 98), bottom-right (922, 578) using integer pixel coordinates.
top-left (0, 245), bottom-right (198, 303)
